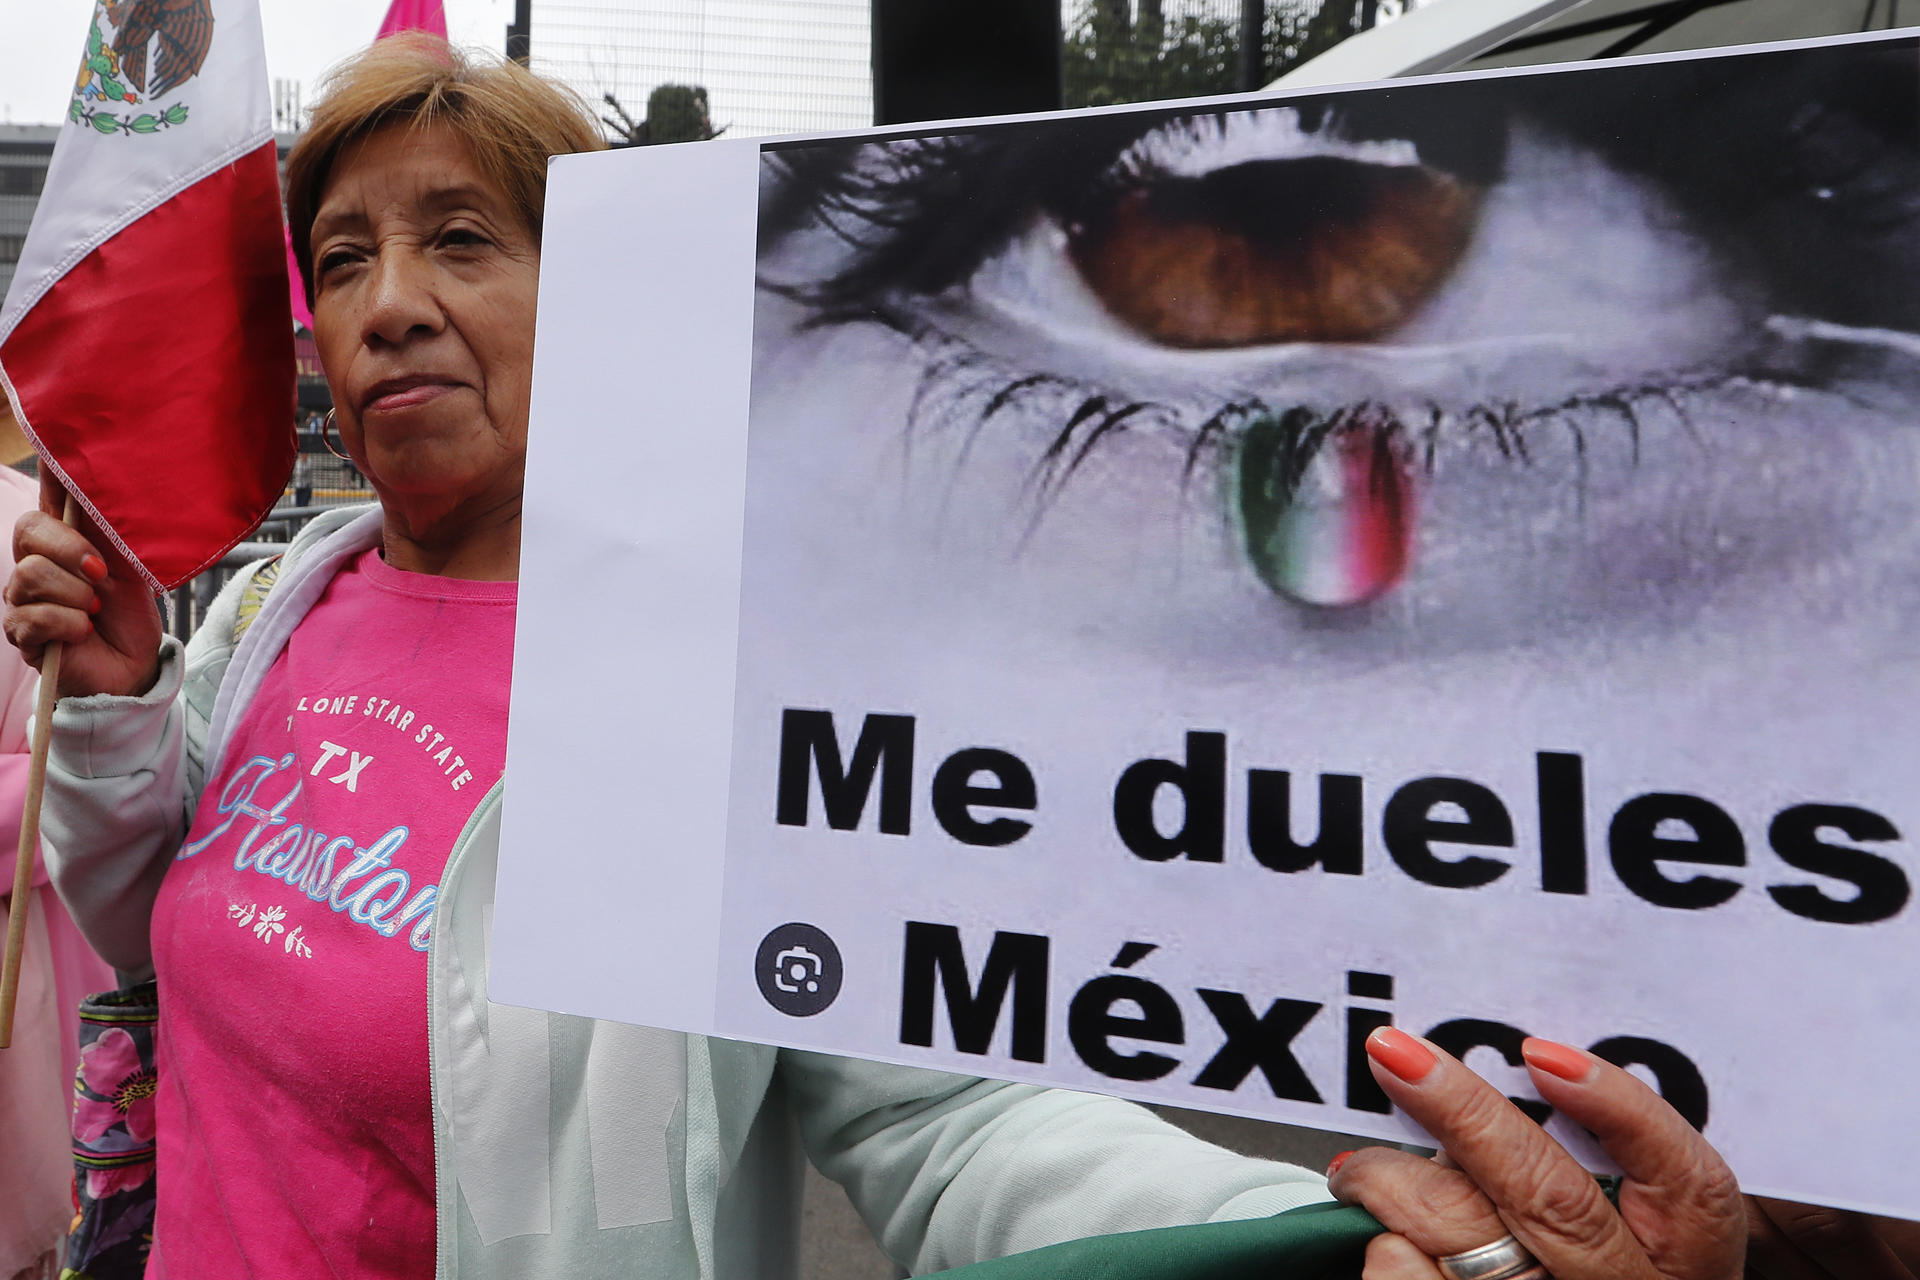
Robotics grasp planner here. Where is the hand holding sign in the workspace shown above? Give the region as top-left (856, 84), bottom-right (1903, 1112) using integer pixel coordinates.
top-left (1329, 1030), bottom-right (1744, 1280)
top-left (1332, 1027), bottom-right (1920, 1280)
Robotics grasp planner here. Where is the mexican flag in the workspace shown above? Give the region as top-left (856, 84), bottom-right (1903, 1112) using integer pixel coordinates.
top-left (0, 0), bottom-right (294, 591)
top-left (928, 1201), bottom-right (1378, 1278)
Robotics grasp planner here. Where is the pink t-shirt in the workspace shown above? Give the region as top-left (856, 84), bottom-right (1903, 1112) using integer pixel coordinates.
top-left (148, 548), bottom-right (516, 1277)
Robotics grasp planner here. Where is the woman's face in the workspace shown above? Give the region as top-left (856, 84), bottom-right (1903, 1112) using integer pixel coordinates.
top-left (308, 122), bottom-right (540, 529)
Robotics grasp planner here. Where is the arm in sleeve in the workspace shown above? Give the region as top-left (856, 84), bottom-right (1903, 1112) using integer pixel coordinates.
top-left (780, 1050), bottom-right (1331, 1273)
top-left (39, 639), bottom-right (188, 976)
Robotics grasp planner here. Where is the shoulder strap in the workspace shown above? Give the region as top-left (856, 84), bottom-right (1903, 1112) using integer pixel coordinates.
top-left (231, 555), bottom-right (283, 645)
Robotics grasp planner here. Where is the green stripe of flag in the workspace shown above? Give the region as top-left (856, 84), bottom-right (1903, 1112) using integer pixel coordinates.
top-left (925, 1201), bottom-right (1383, 1279)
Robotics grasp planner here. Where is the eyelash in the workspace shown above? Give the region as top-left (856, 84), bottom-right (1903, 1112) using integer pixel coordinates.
top-left (313, 226), bottom-right (490, 278)
top-left (316, 247), bottom-right (357, 276)
top-left (855, 299), bottom-right (1839, 540)
top-left (764, 48), bottom-right (1920, 541)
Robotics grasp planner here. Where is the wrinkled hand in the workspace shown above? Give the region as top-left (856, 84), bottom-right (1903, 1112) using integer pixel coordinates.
top-left (2, 472), bottom-right (161, 699)
top-left (1327, 1028), bottom-right (1746, 1280)
top-left (1745, 1196), bottom-right (1920, 1279)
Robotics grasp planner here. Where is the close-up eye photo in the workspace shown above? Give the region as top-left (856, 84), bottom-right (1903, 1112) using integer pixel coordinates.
top-left (748, 37), bottom-right (1920, 672)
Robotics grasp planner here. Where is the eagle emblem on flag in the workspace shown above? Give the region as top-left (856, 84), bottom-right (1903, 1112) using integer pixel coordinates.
top-left (70, 0), bottom-right (213, 135)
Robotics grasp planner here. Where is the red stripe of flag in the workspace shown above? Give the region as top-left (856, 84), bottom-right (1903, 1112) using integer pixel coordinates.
top-left (1, 142), bottom-right (295, 590)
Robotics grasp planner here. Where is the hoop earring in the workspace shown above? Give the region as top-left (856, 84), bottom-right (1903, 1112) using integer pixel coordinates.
top-left (321, 409), bottom-right (353, 462)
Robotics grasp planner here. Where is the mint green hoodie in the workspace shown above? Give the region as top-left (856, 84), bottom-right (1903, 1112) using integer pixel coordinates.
top-left (41, 506), bottom-right (1331, 1278)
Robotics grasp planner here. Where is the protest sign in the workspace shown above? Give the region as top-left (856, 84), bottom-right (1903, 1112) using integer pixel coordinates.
top-left (496, 30), bottom-right (1920, 1217)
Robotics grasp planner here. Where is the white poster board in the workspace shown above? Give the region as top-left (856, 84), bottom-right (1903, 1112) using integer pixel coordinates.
top-left (497, 30), bottom-right (1920, 1218)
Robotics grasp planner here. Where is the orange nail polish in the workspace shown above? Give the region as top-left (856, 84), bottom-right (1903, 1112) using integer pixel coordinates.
top-left (1366, 1027), bottom-right (1437, 1082)
top-left (1325, 1150), bottom-right (1355, 1178)
top-left (1521, 1038), bottom-right (1594, 1083)
top-left (80, 555), bottom-right (106, 582)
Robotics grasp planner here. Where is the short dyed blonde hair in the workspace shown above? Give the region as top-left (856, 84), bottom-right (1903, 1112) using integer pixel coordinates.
top-left (285, 34), bottom-right (605, 304)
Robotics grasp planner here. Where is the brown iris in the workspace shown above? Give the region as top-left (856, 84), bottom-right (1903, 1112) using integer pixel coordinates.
top-left (1066, 156), bottom-right (1481, 348)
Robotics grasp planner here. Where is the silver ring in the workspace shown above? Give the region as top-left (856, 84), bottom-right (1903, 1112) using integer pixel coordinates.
top-left (1437, 1235), bottom-right (1547, 1280)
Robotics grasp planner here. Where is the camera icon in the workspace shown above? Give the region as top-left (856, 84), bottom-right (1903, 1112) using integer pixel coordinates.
top-left (755, 924), bottom-right (843, 1017)
top-left (773, 945), bottom-right (825, 994)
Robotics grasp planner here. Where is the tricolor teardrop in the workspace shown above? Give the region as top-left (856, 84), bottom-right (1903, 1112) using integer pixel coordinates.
top-left (1232, 409), bottom-right (1415, 608)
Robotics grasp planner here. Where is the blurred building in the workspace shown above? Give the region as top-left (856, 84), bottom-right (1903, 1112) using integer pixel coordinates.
top-left (0, 125), bottom-right (55, 307)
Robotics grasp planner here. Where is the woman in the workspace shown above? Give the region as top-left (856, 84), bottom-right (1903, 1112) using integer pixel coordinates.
top-left (0, 32), bottom-right (1886, 1280)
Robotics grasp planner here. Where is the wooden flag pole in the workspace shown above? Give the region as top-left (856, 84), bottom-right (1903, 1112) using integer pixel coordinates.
top-left (0, 492), bottom-right (77, 1048)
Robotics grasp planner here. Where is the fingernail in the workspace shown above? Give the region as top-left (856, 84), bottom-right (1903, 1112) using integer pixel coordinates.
top-left (1521, 1037), bottom-right (1596, 1083)
top-left (1366, 1026), bottom-right (1437, 1083)
top-left (80, 555), bottom-right (106, 582)
top-left (1325, 1150), bottom-right (1355, 1178)
top-left (1367, 1028), bottom-right (1443, 1082)
top-left (86, 595), bottom-right (101, 614)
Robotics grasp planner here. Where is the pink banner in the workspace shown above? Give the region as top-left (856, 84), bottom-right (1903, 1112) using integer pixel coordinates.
top-left (377, 0), bottom-right (448, 41)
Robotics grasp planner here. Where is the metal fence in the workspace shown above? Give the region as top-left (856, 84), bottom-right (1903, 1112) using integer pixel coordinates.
top-left (530, 0), bottom-right (872, 139)
top-left (169, 444), bottom-right (372, 642)
top-left (3, 453), bottom-right (366, 643)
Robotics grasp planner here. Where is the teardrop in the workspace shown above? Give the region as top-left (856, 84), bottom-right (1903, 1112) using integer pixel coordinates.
top-left (1232, 409), bottom-right (1415, 608)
